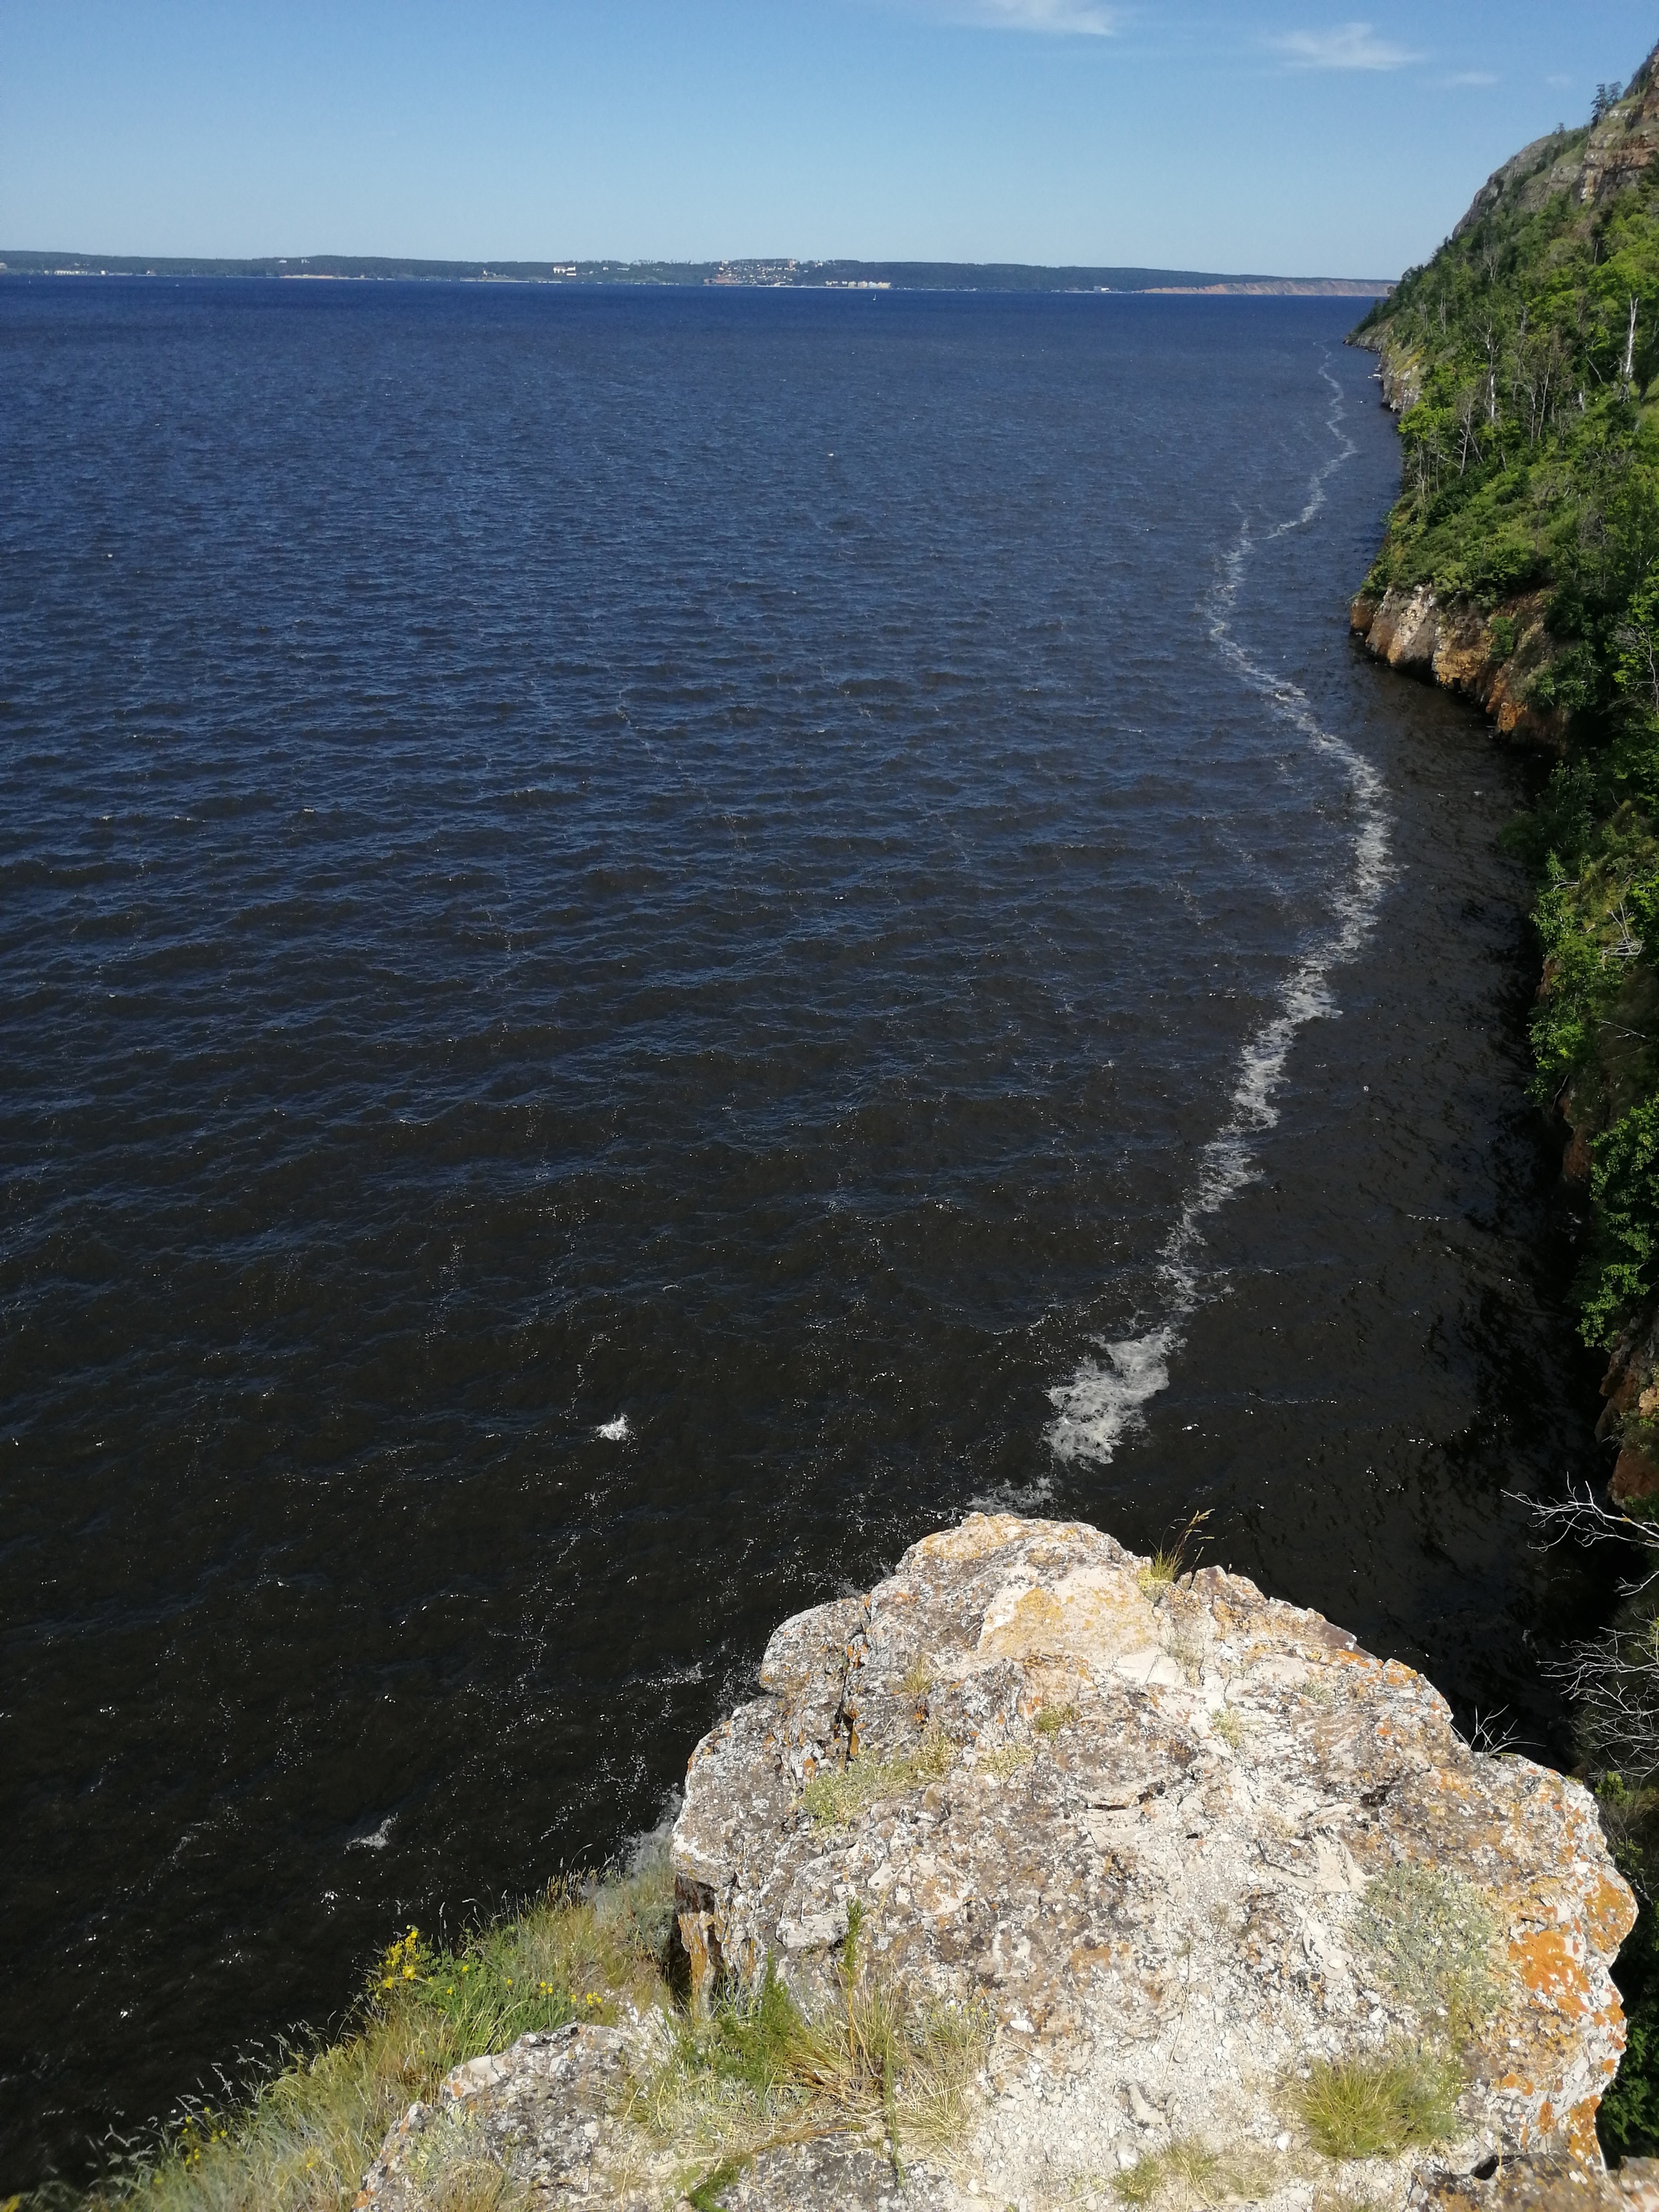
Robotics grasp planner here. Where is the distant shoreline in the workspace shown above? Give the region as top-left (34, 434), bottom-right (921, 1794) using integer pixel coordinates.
top-left (0, 249), bottom-right (1393, 297)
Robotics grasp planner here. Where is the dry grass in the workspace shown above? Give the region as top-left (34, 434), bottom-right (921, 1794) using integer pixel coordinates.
top-left (798, 1727), bottom-right (955, 1826)
top-left (1137, 1511), bottom-right (1212, 1598)
top-left (56, 1844), bottom-right (678, 2212)
top-left (979, 1740), bottom-right (1034, 1778)
top-left (634, 1903), bottom-right (990, 2196)
top-left (981, 1703), bottom-right (1077, 1774)
top-left (1353, 1864), bottom-right (1510, 2045)
top-left (1112, 2136), bottom-right (1277, 2207)
top-left (899, 1654), bottom-right (934, 1703)
top-left (392, 2112), bottom-right (528, 2212)
top-left (44, 1829), bottom-right (988, 2212)
top-left (1169, 1631), bottom-right (1205, 1685)
top-left (1288, 2048), bottom-right (1461, 2161)
top-left (1211, 1709), bottom-right (1245, 1751)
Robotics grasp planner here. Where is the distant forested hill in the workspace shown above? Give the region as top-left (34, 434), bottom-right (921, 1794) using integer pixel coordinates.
top-left (0, 249), bottom-right (1388, 294)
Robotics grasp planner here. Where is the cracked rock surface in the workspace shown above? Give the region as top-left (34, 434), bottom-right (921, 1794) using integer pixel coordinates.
top-left (676, 1515), bottom-right (1636, 2208)
top-left (354, 2018), bottom-right (959, 2210)
top-left (359, 1514), bottom-right (1638, 2210)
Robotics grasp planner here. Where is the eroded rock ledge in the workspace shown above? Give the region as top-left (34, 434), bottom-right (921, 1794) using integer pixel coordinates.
top-left (1348, 588), bottom-right (1567, 751)
top-left (361, 1514), bottom-right (1640, 2210)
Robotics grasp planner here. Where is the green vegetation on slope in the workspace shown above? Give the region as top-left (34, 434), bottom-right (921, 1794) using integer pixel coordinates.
top-left (1356, 40), bottom-right (1659, 2160)
top-left (28, 1851), bottom-right (676, 2212)
top-left (1357, 48), bottom-right (1659, 1349)
top-left (1358, 129), bottom-right (1659, 612)
top-left (19, 1856), bottom-right (989, 2211)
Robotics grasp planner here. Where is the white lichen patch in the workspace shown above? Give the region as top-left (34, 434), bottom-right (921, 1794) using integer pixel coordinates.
top-left (354, 1515), bottom-right (1638, 2212)
top-left (672, 1515), bottom-right (1636, 2211)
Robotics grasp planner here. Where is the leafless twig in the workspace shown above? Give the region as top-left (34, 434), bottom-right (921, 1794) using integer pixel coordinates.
top-left (1520, 1486), bottom-right (1659, 1781)
top-left (1518, 1481), bottom-right (1659, 1583)
top-left (1463, 1707), bottom-right (1523, 1758)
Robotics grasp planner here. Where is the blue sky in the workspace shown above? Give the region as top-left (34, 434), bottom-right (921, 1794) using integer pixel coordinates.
top-left (1, 2), bottom-right (1653, 276)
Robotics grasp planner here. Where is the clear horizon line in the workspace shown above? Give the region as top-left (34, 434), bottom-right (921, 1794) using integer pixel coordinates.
top-left (0, 247), bottom-right (1400, 288)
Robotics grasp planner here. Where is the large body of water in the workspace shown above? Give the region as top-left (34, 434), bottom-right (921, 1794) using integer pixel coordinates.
top-left (0, 279), bottom-right (1605, 2184)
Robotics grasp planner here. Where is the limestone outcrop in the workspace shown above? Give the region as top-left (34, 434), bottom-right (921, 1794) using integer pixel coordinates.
top-left (1455, 44), bottom-right (1659, 229)
top-left (358, 1514), bottom-right (1638, 2210)
top-left (1348, 588), bottom-right (1567, 751)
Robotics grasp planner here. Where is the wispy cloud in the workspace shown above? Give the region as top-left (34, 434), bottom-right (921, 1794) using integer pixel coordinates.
top-left (1444, 70), bottom-right (1498, 87)
top-left (938, 0), bottom-right (1123, 32)
top-left (1269, 21), bottom-right (1423, 71)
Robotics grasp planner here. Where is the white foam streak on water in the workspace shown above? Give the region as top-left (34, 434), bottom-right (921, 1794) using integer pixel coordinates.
top-left (1047, 363), bottom-right (1388, 1465)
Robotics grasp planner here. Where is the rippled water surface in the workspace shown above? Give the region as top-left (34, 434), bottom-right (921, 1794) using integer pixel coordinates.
top-left (0, 280), bottom-right (1603, 2182)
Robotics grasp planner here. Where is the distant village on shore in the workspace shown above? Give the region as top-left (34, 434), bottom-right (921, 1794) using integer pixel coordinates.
top-left (0, 249), bottom-right (1393, 295)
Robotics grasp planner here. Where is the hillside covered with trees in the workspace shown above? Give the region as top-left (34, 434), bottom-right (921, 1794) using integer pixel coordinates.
top-left (1358, 46), bottom-right (1659, 1363)
top-left (1355, 38), bottom-right (1659, 2157)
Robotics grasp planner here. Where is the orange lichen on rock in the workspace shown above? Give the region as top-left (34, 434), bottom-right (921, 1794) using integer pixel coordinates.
top-left (672, 1514), bottom-right (1636, 2210)
top-left (1587, 1872), bottom-right (1641, 1957)
top-left (1512, 1929), bottom-right (1595, 2015)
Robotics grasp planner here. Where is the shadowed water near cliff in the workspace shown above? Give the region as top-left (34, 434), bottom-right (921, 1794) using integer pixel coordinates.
top-left (1047, 356), bottom-right (1390, 1460)
top-left (0, 281), bottom-right (1602, 2185)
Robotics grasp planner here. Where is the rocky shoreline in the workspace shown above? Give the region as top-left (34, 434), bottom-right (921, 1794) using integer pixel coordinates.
top-left (356, 1515), bottom-right (1642, 2210)
top-left (1346, 585), bottom-right (1567, 752)
top-left (1346, 322), bottom-right (1659, 1507)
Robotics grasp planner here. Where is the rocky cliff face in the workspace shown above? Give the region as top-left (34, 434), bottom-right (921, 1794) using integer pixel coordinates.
top-left (1594, 1306), bottom-right (1659, 1507)
top-left (1458, 45), bottom-right (1659, 232)
top-left (1348, 587), bottom-right (1567, 749)
top-left (358, 1515), bottom-right (1638, 2211)
top-left (1354, 40), bottom-right (1659, 416)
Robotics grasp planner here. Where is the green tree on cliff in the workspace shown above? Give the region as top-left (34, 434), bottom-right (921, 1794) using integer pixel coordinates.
top-left (1357, 52), bottom-right (1659, 1353)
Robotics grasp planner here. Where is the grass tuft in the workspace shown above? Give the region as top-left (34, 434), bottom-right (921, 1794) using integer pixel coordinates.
top-left (634, 1914), bottom-right (990, 2184)
top-left (1169, 1630), bottom-right (1205, 1684)
top-left (1112, 2136), bottom-right (1276, 2207)
top-left (397, 2111), bottom-right (527, 2211)
top-left (798, 1727), bottom-right (955, 1826)
top-left (1137, 1510), bottom-right (1212, 1597)
top-left (685, 2155), bottom-right (748, 2210)
top-left (1211, 1709), bottom-right (1244, 1751)
top-left (1290, 2048), bottom-right (1461, 2161)
top-left (1034, 1703), bottom-right (1077, 1737)
top-left (979, 1739), bottom-right (1034, 1778)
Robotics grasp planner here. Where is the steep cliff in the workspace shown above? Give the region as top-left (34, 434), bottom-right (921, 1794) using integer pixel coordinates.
top-left (1348, 586), bottom-right (1567, 748)
top-left (357, 1517), bottom-right (1637, 2211)
top-left (1350, 35), bottom-right (1659, 1379)
top-left (1347, 40), bottom-right (1659, 2164)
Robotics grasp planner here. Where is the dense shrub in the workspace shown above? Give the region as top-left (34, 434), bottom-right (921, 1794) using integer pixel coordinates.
top-left (1584, 1098), bottom-right (1659, 1345)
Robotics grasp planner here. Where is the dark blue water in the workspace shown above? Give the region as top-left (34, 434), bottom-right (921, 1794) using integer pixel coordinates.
top-left (0, 280), bottom-right (1603, 2184)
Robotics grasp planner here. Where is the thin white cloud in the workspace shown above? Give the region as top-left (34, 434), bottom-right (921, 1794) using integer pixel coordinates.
top-left (1444, 70), bottom-right (1498, 87)
top-left (1270, 21), bottom-right (1423, 71)
top-left (941, 0), bottom-right (1122, 31)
